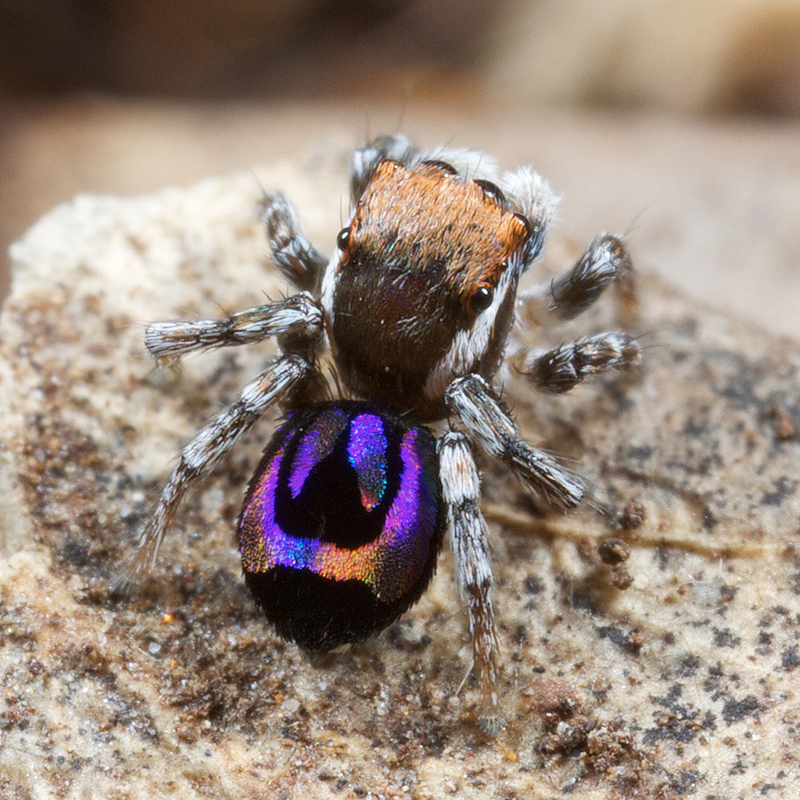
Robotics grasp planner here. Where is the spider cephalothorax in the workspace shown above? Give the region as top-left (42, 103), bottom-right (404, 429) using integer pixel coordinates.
top-left (125, 135), bottom-right (640, 734)
top-left (324, 158), bottom-right (531, 418)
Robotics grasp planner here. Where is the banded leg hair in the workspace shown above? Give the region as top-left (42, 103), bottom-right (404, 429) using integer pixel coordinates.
top-left (145, 292), bottom-right (323, 364)
top-left (438, 431), bottom-right (502, 734)
top-left (511, 233), bottom-right (640, 393)
top-left (126, 166), bottom-right (331, 589)
top-left (446, 373), bottom-right (585, 510)
top-left (517, 233), bottom-right (637, 329)
top-left (519, 333), bottom-right (641, 394)
top-left (121, 291), bottom-right (325, 588)
top-left (443, 373), bottom-right (588, 731)
top-left (261, 191), bottom-right (328, 293)
top-left (118, 355), bottom-right (313, 589)
top-left (498, 158), bottom-right (639, 386)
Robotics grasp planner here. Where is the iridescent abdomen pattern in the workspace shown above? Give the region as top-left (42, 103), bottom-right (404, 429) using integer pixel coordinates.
top-left (238, 402), bottom-right (444, 650)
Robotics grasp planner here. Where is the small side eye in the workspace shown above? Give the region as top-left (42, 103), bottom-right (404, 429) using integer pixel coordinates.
top-left (514, 212), bottom-right (533, 239)
top-left (470, 286), bottom-right (494, 313)
top-left (337, 227), bottom-right (350, 250)
top-left (474, 179), bottom-right (506, 205)
top-left (422, 159), bottom-right (459, 176)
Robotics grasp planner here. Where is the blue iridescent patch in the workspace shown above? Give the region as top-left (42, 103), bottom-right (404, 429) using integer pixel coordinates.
top-left (347, 412), bottom-right (388, 511)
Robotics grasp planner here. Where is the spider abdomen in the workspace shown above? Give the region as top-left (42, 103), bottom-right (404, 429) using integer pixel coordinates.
top-left (238, 402), bottom-right (444, 650)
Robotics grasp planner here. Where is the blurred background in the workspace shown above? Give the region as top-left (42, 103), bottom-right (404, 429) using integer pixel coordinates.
top-left (2, 0), bottom-right (800, 334)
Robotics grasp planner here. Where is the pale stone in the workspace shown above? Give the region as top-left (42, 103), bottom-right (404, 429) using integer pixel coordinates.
top-left (1, 143), bottom-right (799, 799)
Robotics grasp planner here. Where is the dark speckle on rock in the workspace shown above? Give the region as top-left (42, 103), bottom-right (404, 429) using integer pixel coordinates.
top-left (761, 476), bottom-right (798, 507)
top-left (713, 628), bottom-right (742, 648)
top-left (781, 645), bottom-right (800, 671)
top-left (722, 695), bottom-right (761, 724)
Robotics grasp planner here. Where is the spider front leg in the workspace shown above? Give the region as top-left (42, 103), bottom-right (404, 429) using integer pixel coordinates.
top-left (145, 292), bottom-right (323, 364)
top-left (515, 332), bottom-right (642, 394)
top-left (446, 374), bottom-right (584, 510)
top-left (350, 134), bottom-right (419, 201)
top-left (261, 191), bottom-right (328, 293)
top-left (438, 431), bottom-right (503, 735)
top-left (118, 354), bottom-right (314, 589)
top-left (517, 233), bottom-right (637, 329)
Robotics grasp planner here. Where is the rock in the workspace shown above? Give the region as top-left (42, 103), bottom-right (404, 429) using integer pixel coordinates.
top-left (1, 143), bottom-right (799, 798)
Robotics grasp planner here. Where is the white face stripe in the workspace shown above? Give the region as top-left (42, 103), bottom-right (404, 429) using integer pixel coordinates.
top-left (320, 251), bottom-right (339, 325)
top-left (423, 262), bottom-right (518, 402)
top-left (321, 204), bottom-right (358, 332)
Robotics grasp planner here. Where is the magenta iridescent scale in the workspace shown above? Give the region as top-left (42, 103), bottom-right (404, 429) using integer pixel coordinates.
top-left (128, 135), bottom-right (639, 732)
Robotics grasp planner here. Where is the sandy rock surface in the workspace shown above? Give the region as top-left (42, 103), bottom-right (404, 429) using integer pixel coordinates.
top-left (1, 143), bottom-right (799, 799)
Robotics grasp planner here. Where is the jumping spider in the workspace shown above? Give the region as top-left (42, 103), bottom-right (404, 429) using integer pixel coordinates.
top-left (125, 135), bottom-right (640, 733)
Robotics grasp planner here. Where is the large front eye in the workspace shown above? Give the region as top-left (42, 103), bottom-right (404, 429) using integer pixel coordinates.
top-left (337, 227), bottom-right (351, 250)
top-left (470, 286), bottom-right (494, 313)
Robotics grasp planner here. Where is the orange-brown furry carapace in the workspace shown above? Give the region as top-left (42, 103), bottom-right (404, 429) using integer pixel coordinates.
top-left (325, 159), bottom-right (531, 418)
top-left (128, 134), bottom-right (640, 735)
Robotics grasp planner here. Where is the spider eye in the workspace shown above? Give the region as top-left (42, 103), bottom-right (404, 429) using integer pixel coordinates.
top-left (514, 212), bottom-right (533, 239)
top-left (474, 179), bottom-right (506, 205)
top-left (337, 227), bottom-right (351, 250)
top-left (470, 286), bottom-right (494, 313)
